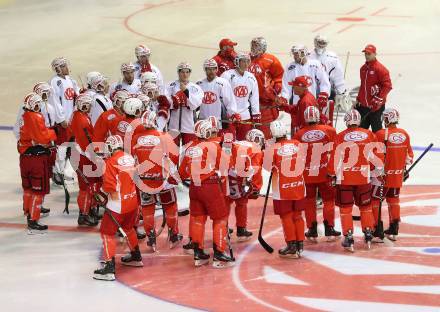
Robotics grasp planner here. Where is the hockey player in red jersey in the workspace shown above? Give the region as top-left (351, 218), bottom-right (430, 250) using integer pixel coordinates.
top-left (212, 38), bottom-right (238, 76)
top-left (294, 106), bottom-right (341, 241)
top-left (371, 108), bottom-right (413, 241)
top-left (141, 82), bottom-right (171, 132)
top-left (248, 37), bottom-right (284, 138)
top-left (93, 135), bottom-right (143, 281)
top-left (109, 97), bottom-right (143, 143)
top-left (329, 109), bottom-right (379, 251)
top-left (227, 128), bottom-right (264, 241)
top-left (18, 93), bottom-right (57, 234)
top-left (173, 119), bottom-right (234, 268)
top-left (132, 110), bottom-right (182, 251)
top-left (93, 90), bottom-right (129, 144)
top-left (70, 94), bottom-right (101, 227)
top-left (263, 120), bottom-right (306, 258)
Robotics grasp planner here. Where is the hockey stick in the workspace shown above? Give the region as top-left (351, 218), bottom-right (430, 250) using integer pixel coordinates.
top-left (220, 119), bottom-right (270, 126)
top-left (373, 129), bottom-right (388, 239)
top-left (60, 146), bottom-right (71, 214)
top-left (334, 52), bottom-right (350, 128)
top-left (258, 172), bottom-right (274, 253)
top-left (104, 207), bottom-right (127, 239)
top-left (404, 143), bottom-right (433, 181)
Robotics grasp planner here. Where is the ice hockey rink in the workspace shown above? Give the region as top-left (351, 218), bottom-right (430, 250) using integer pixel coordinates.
top-left (1, 0), bottom-right (440, 311)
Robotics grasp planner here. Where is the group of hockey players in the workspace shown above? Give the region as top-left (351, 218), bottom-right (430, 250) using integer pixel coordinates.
top-left (15, 35), bottom-right (414, 281)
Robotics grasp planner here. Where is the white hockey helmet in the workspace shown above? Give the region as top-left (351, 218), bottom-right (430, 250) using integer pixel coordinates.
top-left (136, 93), bottom-right (151, 111)
top-left (194, 119), bottom-right (213, 139)
top-left (141, 109), bottom-right (157, 128)
top-left (86, 71), bottom-right (101, 87)
top-left (33, 82), bottom-right (51, 100)
top-left (382, 107), bottom-right (400, 125)
top-left (234, 53), bottom-right (251, 68)
top-left (207, 116), bottom-right (220, 132)
top-left (141, 82), bottom-right (159, 96)
top-left (51, 57), bottom-right (68, 73)
top-left (291, 44), bottom-right (308, 61)
top-left (270, 120), bottom-right (287, 138)
top-left (123, 97), bottom-right (143, 117)
top-left (245, 128), bottom-right (265, 147)
top-left (140, 71), bottom-right (158, 85)
top-left (177, 61), bottom-right (192, 72)
top-left (304, 106), bottom-right (321, 124)
top-left (90, 74), bottom-right (108, 92)
top-left (105, 135), bottom-right (123, 155)
top-left (250, 37), bottom-right (267, 57)
top-left (120, 62), bottom-right (136, 73)
top-left (135, 44), bottom-right (151, 58)
top-left (113, 90), bottom-right (130, 109)
top-left (314, 35), bottom-right (329, 55)
top-left (24, 92), bottom-right (43, 112)
top-left (344, 109), bottom-right (362, 127)
top-left (203, 58), bottom-right (218, 70)
top-left (75, 94), bottom-right (93, 112)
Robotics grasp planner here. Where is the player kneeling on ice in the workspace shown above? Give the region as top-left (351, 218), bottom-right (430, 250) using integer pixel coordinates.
top-left (329, 109), bottom-right (379, 252)
top-left (294, 106), bottom-right (341, 242)
top-left (263, 121), bottom-right (306, 258)
top-left (131, 109), bottom-right (182, 251)
top-left (93, 135), bottom-right (143, 281)
top-left (18, 93), bottom-right (57, 234)
top-left (371, 108), bottom-right (413, 242)
top-left (227, 128), bottom-right (264, 241)
top-left (171, 119), bottom-right (235, 268)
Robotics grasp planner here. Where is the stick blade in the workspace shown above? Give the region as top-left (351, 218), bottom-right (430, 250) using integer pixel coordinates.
top-left (258, 235), bottom-right (274, 253)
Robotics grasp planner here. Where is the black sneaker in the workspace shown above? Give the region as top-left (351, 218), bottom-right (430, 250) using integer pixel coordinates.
top-left (93, 258), bottom-right (115, 281)
top-left (305, 221), bottom-right (318, 243)
top-left (78, 213), bottom-right (98, 227)
top-left (236, 227), bottom-right (253, 242)
top-left (194, 243), bottom-right (210, 267)
top-left (183, 238), bottom-right (195, 255)
top-left (213, 245), bottom-right (235, 268)
top-left (121, 246), bottom-right (143, 267)
top-left (278, 241), bottom-right (298, 259)
top-left (168, 229), bottom-right (183, 249)
top-left (27, 217), bottom-right (48, 235)
top-left (342, 230), bottom-right (354, 252)
top-left (324, 220), bottom-right (341, 241)
top-left (384, 221), bottom-right (399, 241)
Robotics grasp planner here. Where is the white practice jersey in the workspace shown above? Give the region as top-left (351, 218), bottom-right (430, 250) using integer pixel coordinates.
top-left (109, 79), bottom-right (142, 96)
top-left (166, 81), bottom-right (203, 134)
top-left (134, 62), bottom-right (164, 90)
top-left (50, 75), bottom-right (80, 123)
top-left (13, 100), bottom-right (56, 140)
top-left (309, 49), bottom-right (346, 95)
top-left (196, 76), bottom-right (237, 126)
top-left (89, 93), bottom-right (113, 126)
top-left (281, 59), bottom-right (331, 104)
top-left (221, 69), bottom-right (259, 120)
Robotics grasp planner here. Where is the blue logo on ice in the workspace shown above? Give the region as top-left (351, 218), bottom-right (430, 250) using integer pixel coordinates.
top-left (422, 248), bottom-right (440, 254)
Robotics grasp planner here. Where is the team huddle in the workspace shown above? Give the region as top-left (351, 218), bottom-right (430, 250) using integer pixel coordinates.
top-left (15, 36), bottom-right (414, 281)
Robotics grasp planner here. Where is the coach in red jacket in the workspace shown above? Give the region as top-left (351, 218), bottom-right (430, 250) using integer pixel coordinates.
top-left (355, 44), bottom-right (392, 132)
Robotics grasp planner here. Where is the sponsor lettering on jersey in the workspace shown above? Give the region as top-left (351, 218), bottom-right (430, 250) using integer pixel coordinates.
top-left (64, 87), bottom-right (76, 100)
top-left (388, 132), bottom-right (406, 144)
top-left (202, 91), bottom-right (218, 104)
top-left (137, 135), bottom-right (160, 147)
top-left (277, 144), bottom-right (298, 156)
top-left (234, 85), bottom-right (248, 98)
top-left (249, 64), bottom-right (263, 75)
top-left (343, 131), bottom-right (368, 142)
top-left (185, 146), bottom-right (203, 158)
top-left (301, 130), bottom-right (326, 142)
top-left (117, 121), bottom-right (133, 133)
top-left (117, 155), bottom-right (135, 167)
top-left (281, 180), bottom-right (304, 189)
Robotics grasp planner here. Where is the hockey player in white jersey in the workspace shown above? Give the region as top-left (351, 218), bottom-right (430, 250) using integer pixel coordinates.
top-left (166, 62), bottom-right (203, 146)
top-left (109, 63), bottom-right (142, 96)
top-left (89, 74), bottom-right (112, 126)
top-left (49, 57), bottom-right (80, 182)
top-left (141, 82), bottom-right (171, 131)
top-left (309, 35), bottom-right (350, 112)
top-left (281, 45), bottom-right (331, 108)
top-left (221, 53), bottom-right (260, 140)
top-left (134, 44), bottom-right (164, 88)
top-left (80, 71), bottom-right (101, 97)
top-left (196, 58), bottom-right (237, 130)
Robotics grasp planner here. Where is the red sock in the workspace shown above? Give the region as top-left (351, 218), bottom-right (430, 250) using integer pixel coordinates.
top-left (141, 204), bottom-right (155, 233)
top-left (30, 194), bottom-right (43, 221)
top-left (125, 228), bottom-right (139, 251)
top-left (164, 203), bottom-right (178, 234)
top-left (280, 212), bottom-right (296, 242)
top-left (323, 200), bottom-right (335, 227)
top-left (371, 199), bottom-right (381, 227)
top-left (213, 218), bottom-right (228, 252)
top-left (360, 204), bottom-right (374, 230)
top-left (387, 197), bottom-right (401, 222)
top-left (101, 234), bottom-right (116, 261)
top-left (234, 198), bottom-right (248, 228)
top-left (303, 198), bottom-right (316, 229)
top-left (23, 190), bottom-right (32, 215)
top-left (340, 205), bottom-right (353, 235)
top-left (293, 210), bottom-right (305, 241)
top-left (77, 189), bottom-right (92, 215)
top-left (191, 215), bottom-right (207, 248)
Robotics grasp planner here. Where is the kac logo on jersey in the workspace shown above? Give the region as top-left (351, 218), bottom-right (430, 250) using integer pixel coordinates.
top-left (344, 131), bottom-right (368, 142)
top-left (277, 144), bottom-right (298, 156)
top-left (302, 130), bottom-right (325, 142)
top-left (185, 146), bottom-right (203, 158)
top-left (117, 121), bottom-right (133, 134)
top-left (249, 64), bottom-right (262, 75)
top-left (138, 135), bottom-right (160, 147)
top-left (234, 86), bottom-right (248, 98)
top-left (117, 155), bottom-right (135, 167)
top-left (64, 87), bottom-right (76, 101)
top-left (388, 132), bottom-right (406, 144)
top-left (202, 91), bottom-right (217, 104)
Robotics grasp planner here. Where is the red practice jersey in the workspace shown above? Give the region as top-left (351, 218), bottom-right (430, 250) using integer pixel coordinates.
top-left (18, 110), bottom-right (56, 154)
top-left (93, 108), bottom-right (123, 143)
top-left (70, 111), bottom-right (93, 152)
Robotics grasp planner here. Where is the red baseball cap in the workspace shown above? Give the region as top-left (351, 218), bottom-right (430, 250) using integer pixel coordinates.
top-left (362, 44), bottom-right (377, 54)
top-left (219, 38), bottom-right (237, 49)
top-left (289, 76), bottom-right (312, 88)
